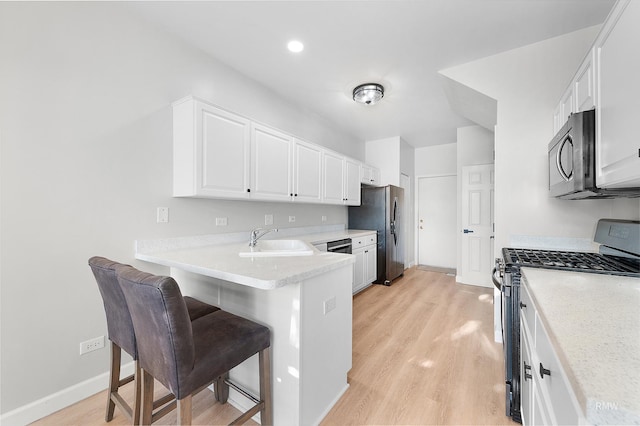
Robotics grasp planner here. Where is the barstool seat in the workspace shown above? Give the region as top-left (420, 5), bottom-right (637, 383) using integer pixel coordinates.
top-left (88, 256), bottom-right (219, 424)
top-left (115, 264), bottom-right (272, 425)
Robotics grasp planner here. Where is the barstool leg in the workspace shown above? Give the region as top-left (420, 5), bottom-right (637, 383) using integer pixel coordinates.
top-left (132, 360), bottom-right (141, 425)
top-left (259, 347), bottom-right (272, 426)
top-left (140, 369), bottom-right (154, 425)
top-left (214, 372), bottom-right (229, 403)
top-left (106, 342), bottom-right (121, 421)
top-left (177, 395), bottom-right (192, 425)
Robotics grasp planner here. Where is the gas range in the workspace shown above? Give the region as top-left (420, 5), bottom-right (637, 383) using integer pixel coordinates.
top-left (493, 219), bottom-right (639, 423)
top-left (502, 248), bottom-right (639, 277)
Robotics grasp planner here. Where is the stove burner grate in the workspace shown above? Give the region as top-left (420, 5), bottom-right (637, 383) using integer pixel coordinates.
top-left (503, 248), bottom-right (639, 276)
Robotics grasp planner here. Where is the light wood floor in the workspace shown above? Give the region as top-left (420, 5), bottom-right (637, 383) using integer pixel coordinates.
top-left (33, 267), bottom-right (515, 425)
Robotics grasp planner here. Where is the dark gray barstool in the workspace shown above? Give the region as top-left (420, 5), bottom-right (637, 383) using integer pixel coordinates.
top-left (88, 256), bottom-right (219, 424)
top-left (115, 264), bottom-right (272, 425)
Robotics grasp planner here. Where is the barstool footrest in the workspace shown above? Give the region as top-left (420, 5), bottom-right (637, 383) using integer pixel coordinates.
top-left (224, 378), bottom-right (260, 405)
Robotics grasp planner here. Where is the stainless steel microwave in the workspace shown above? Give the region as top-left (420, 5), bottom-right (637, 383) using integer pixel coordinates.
top-left (548, 110), bottom-right (639, 199)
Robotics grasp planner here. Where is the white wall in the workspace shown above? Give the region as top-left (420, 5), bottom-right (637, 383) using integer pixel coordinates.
top-left (415, 143), bottom-right (457, 176)
top-left (0, 2), bottom-right (361, 417)
top-left (441, 26), bottom-right (640, 255)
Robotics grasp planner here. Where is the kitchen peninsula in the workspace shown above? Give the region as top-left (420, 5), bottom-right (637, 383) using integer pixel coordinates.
top-left (135, 231), bottom-right (355, 425)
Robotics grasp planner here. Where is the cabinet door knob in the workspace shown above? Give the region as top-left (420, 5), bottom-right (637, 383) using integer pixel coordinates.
top-left (247, 188), bottom-right (251, 193)
top-left (539, 363), bottom-right (551, 379)
top-left (520, 302), bottom-right (527, 309)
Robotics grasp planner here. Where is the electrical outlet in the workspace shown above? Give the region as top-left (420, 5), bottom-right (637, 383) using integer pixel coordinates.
top-left (80, 336), bottom-right (105, 355)
top-left (157, 207), bottom-right (169, 223)
top-left (215, 217), bottom-right (228, 226)
top-left (289, 216), bottom-right (296, 223)
top-left (265, 214), bottom-right (273, 226)
top-left (323, 297), bottom-right (336, 315)
top-left (321, 215), bottom-right (327, 222)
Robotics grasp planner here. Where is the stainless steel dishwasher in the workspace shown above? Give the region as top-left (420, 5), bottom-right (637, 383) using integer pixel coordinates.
top-left (326, 238), bottom-right (352, 254)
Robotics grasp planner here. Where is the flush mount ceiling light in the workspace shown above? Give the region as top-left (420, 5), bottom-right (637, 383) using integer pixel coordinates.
top-left (352, 83), bottom-right (384, 105)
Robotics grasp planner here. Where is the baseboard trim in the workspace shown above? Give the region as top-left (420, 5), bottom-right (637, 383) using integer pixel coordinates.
top-left (221, 381), bottom-right (350, 426)
top-left (309, 382), bottom-right (349, 426)
top-left (0, 363), bottom-right (134, 426)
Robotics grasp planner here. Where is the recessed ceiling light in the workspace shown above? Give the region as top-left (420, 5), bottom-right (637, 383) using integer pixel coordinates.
top-left (287, 40), bottom-right (304, 53)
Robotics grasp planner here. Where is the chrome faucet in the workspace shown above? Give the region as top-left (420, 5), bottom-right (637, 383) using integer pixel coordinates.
top-left (249, 227), bottom-right (278, 247)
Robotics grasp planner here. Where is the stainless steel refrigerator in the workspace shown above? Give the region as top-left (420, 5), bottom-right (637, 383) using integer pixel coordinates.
top-left (348, 185), bottom-right (404, 285)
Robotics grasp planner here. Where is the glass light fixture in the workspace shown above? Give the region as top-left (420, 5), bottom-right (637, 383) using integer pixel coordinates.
top-left (352, 83), bottom-right (384, 105)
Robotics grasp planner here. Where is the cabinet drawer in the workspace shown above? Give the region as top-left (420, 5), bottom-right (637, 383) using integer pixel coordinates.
top-left (352, 234), bottom-right (376, 249)
top-left (534, 314), bottom-right (580, 425)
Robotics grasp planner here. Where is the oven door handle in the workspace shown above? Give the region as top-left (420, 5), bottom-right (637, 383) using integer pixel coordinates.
top-left (491, 267), bottom-right (502, 291)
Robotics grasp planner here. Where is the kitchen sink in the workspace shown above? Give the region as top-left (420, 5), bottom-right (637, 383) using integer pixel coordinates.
top-left (238, 240), bottom-right (315, 257)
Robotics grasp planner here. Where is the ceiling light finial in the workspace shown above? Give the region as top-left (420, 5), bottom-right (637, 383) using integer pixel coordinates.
top-left (353, 83), bottom-right (384, 105)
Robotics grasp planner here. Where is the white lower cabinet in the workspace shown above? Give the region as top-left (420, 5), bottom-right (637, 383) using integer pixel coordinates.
top-left (352, 234), bottom-right (377, 294)
top-left (520, 280), bottom-right (584, 425)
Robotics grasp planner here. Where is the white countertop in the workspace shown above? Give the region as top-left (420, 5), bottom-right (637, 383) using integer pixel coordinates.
top-left (135, 229), bottom-right (374, 290)
top-left (521, 268), bottom-right (640, 425)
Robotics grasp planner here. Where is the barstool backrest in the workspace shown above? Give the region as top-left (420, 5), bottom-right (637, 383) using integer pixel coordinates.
top-left (88, 256), bottom-right (137, 358)
top-left (116, 264), bottom-right (195, 398)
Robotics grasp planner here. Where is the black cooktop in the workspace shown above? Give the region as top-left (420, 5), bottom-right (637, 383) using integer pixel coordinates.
top-left (502, 248), bottom-right (640, 277)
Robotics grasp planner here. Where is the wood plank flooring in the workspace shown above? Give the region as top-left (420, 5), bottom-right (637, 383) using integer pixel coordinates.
top-left (321, 267), bottom-right (515, 425)
top-left (33, 267), bottom-right (515, 425)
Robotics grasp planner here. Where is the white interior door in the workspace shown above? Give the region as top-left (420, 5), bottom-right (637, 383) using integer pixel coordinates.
top-left (417, 175), bottom-right (457, 269)
top-left (459, 164), bottom-right (494, 287)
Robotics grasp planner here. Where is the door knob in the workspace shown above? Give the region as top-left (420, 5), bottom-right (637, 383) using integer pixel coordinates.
top-left (463, 229), bottom-right (474, 234)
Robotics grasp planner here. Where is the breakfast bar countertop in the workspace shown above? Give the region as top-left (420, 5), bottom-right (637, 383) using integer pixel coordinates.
top-left (134, 228), bottom-right (371, 290)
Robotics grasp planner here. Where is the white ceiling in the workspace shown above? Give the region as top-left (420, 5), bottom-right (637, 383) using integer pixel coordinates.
top-left (127, 0), bottom-right (614, 148)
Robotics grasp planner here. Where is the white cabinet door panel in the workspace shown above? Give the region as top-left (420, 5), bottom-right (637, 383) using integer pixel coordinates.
top-left (323, 152), bottom-right (345, 204)
top-left (344, 159), bottom-right (361, 206)
top-left (251, 123), bottom-right (292, 201)
top-left (294, 139), bottom-right (322, 203)
top-left (201, 107), bottom-right (251, 195)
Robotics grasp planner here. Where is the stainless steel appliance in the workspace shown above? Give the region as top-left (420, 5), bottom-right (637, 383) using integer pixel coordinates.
top-left (548, 110), bottom-right (640, 199)
top-left (326, 238), bottom-right (352, 254)
top-left (492, 219), bottom-right (640, 422)
top-left (348, 185), bottom-right (404, 285)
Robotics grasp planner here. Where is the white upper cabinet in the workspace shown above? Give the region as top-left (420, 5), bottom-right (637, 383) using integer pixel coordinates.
top-left (322, 152), bottom-right (362, 205)
top-left (552, 0), bottom-right (640, 189)
top-left (595, 0), bottom-right (640, 188)
top-left (344, 158), bottom-right (362, 206)
top-left (173, 95), bottom-right (365, 205)
top-left (361, 164), bottom-right (381, 186)
top-left (293, 139), bottom-right (323, 203)
top-left (322, 151), bottom-right (345, 205)
top-left (173, 96), bottom-right (251, 199)
top-left (250, 123), bottom-right (293, 201)
top-left (574, 49), bottom-right (596, 113)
